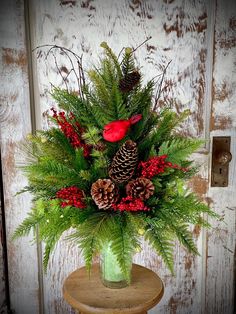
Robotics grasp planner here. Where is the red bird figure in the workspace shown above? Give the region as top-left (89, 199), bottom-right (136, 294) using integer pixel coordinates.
top-left (103, 114), bottom-right (142, 142)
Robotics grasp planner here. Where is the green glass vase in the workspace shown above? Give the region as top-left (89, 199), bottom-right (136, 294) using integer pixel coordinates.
top-left (100, 242), bottom-right (133, 288)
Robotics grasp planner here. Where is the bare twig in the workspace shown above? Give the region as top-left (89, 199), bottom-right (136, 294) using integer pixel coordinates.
top-left (153, 60), bottom-right (172, 112)
top-left (117, 47), bottom-right (125, 60)
top-left (77, 54), bottom-right (86, 99)
top-left (33, 44), bottom-right (81, 60)
top-left (33, 44), bottom-right (85, 93)
top-left (64, 68), bottom-right (74, 81)
top-left (132, 36), bottom-right (152, 53)
top-left (51, 51), bottom-right (69, 91)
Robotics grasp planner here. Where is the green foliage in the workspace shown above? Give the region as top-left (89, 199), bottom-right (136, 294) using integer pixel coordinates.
top-left (120, 47), bottom-right (136, 77)
top-left (145, 218), bottom-right (174, 273)
top-left (82, 126), bottom-right (102, 146)
top-left (52, 88), bottom-right (104, 129)
top-left (159, 138), bottom-right (204, 164)
top-left (68, 212), bottom-right (108, 272)
top-left (109, 214), bottom-right (139, 282)
top-left (14, 42), bottom-right (218, 278)
top-left (100, 42), bottom-right (122, 79)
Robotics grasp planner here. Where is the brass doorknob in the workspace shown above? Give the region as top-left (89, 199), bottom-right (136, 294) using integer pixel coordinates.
top-left (215, 151), bottom-right (232, 165)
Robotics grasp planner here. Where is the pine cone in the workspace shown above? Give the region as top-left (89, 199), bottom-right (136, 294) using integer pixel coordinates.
top-left (91, 179), bottom-right (118, 210)
top-left (126, 178), bottom-right (154, 200)
top-left (109, 140), bottom-right (138, 183)
top-left (119, 71), bottom-right (141, 93)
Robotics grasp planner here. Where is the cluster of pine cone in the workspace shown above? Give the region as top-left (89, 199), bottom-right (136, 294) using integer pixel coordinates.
top-left (91, 140), bottom-right (154, 210)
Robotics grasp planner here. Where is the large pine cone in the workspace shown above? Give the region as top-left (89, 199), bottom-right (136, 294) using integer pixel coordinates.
top-left (109, 140), bottom-right (138, 184)
top-left (126, 177), bottom-right (154, 200)
top-left (91, 179), bottom-right (118, 210)
top-left (119, 71), bottom-right (141, 93)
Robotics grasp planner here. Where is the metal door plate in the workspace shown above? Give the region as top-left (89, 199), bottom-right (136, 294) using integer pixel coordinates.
top-left (211, 136), bottom-right (231, 187)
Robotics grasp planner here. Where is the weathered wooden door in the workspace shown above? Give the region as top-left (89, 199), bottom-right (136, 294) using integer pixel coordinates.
top-left (1, 0), bottom-right (235, 313)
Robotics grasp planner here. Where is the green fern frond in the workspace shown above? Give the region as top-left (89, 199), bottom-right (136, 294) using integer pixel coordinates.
top-left (121, 47), bottom-right (136, 77)
top-left (82, 126), bottom-right (102, 146)
top-left (145, 218), bottom-right (174, 273)
top-left (43, 237), bottom-right (58, 271)
top-left (159, 138), bottom-right (204, 164)
top-left (52, 88), bottom-right (103, 129)
top-left (100, 42), bottom-right (122, 78)
top-left (68, 212), bottom-right (109, 272)
top-left (109, 215), bottom-right (137, 283)
top-left (147, 109), bottom-right (190, 149)
top-left (88, 69), bottom-right (111, 107)
top-left (159, 209), bottom-right (199, 255)
top-left (79, 170), bottom-right (92, 182)
top-left (12, 213), bottom-right (41, 240)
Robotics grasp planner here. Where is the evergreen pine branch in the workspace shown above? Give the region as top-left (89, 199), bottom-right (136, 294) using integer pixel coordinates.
top-left (158, 209), bottom-right (199, 255)
top-left (82, 86), bottom-right (112, 126)
top-left (24, 158), bottom-right (83, 188)
top-left (12, 212), bottom-right (42, 240)
top-left (79, 170), bottom-right (92, 182)
top-left (120, 47), bottom-right (136, 77)
top-left (110, 214), bottom-right (137, 283)
top-left (43, 237), bottom-right (58, 271)
top-left (74, 149), bottom-right (88, 171)
top-left (165, 193), bottom-right (219, 224)
top-left (100, 42), bottom-right (122, 78)
top-left (110, 83), bottom-right (128, 120)
top-left (82, 126), bottom-right (102, 146)
top-left (36, 200), bottom-right (90, 269)
top-left (87, 67), bottom-right (128, 121)
top-left (144, 109), bottom-right (190, 150)
top-left (145, 218), bottom-right (174, 273)
top-left (52, 88), bottom-right (103, 129)
top-left (82, 126), bottom-right (108, 172)
top-left (88, 69), bottom-right (112, 107)
top-left (101, 59), bottom-right (117, 90)
top-left (159, 138), bottom-right (204, 164)
top-left (68, 212), bottom-right (109, 272)
top-left (127, 80), bottom-right (154, 116)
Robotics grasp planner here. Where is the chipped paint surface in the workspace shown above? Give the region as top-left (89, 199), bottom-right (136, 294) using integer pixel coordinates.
top-left (2, 48), bottom-right (27, 69)
top-left (0, 195), bottom-right (7, 312)
top-left (206, 1), bottom-right (236, 313)
top-left (0, 0), bottom-right (40, 313)
top-left (188, 175), bottom-right (208, 196)
top-left (1, 0), bottom-right (235, 313)
top-left (28, 1), bottom-right (212, 313)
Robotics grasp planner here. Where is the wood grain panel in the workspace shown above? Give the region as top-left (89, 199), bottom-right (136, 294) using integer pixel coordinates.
top-left (206, 0), bottom-right (236, 313)
top-left (28, 1), bottom-right (213, 313)
top-left (0, 181), bottom-right (7, 313)
top-left (0, 1), bottom-right (40, 313)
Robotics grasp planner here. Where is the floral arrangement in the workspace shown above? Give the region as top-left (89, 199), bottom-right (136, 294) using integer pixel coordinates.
top-left (14, 42), bottom-right (217, 281)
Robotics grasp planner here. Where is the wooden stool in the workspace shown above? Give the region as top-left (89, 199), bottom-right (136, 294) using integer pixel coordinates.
top-left (63, 263), bottom-right (164, 314)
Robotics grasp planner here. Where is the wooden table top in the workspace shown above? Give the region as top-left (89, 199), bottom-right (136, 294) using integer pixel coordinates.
top-left (63, 263), bottom-right (164, 314)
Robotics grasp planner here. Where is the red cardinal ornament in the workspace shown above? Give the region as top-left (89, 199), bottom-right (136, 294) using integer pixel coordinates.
top-left (103, 114), bottom-right (142, 142)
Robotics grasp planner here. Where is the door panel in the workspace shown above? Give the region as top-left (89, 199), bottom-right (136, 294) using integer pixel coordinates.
top-left (0, 180), bottom-right (8, 314)
top-left (206, 1), bottom-right (236, 313)
top-left (1, 0), bottom-right (235, 313)
top-left (0, 1), bottom-right (40, 313)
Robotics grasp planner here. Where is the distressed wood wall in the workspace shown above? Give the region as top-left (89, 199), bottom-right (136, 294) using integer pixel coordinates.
top-left (0, 0), bottom-right (40, 313)
top-left (0, 181), bottom-right (7, 313)
top-left (0, 0), bottom-right (235, 313)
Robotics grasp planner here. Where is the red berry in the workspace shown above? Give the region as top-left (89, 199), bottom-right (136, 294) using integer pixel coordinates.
top-left (56, 186), bottom-right (86, 209)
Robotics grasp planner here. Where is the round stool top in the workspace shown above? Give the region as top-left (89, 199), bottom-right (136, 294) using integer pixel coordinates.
top-left (63, 263), bottom-right (164, 314)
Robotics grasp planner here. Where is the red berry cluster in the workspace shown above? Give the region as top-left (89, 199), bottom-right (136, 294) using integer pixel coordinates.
top-left (139, 155), bottom-right (185, 179)
top-left (51, 108), bottom-right (91, 157)
top-left (56, 186), bottom-right (86, 208)
top-left (112, 196), bottom-right (150, 212)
